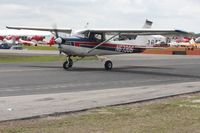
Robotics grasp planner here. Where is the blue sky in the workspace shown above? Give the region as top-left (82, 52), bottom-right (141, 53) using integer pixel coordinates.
top-left (0, 0), bottom-right (199, 33)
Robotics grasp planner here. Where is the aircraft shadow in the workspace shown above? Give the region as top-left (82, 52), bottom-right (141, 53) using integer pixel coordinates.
top-left (70, 66), bottom-right (200, 79)
top-left (21, 65), bottom-right (61, 69)
top-left (112, 69), bottom-right (200, 79)
top-left (23, 65), bottom-right (200, 79)
top-left (23, 64), bottom-right (170, 70)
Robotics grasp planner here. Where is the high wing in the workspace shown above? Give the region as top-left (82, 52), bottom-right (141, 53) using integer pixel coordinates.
top-left (86, 29), bottom-right (189, 53)
top-left (79, 29), bottom-right (189, 35)
top-left (6, 26), bottom-right (72, 34)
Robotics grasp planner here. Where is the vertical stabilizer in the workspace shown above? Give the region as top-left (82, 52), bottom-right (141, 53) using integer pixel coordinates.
top-left (133, 19), bottom-right (153, 45)
top-left (142, 19), bottom-right (153, 29)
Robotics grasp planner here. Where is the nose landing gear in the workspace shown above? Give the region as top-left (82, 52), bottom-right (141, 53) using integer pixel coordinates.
top-left (63, 56), bottom-right (73, 70)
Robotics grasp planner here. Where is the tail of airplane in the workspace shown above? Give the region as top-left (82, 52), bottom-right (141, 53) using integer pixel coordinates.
top-left (133, 19), bottom-right (153, 46)
top-left (116, 19), bottom-right (154, 46)
top-left (142, 19), bottom-right (153, 29)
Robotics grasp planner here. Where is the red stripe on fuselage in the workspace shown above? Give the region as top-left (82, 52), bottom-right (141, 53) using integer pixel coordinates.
top-left (74, 42), bottom-right (118, 48)
top-left (72, 41), bottom-right (145, 53)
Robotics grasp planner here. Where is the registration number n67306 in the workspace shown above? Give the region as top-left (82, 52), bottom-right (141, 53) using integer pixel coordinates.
top-left (115, 45), bottom-right (135, 53)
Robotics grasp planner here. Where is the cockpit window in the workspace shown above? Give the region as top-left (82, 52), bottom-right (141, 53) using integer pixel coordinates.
top-left (74, 33), bottom-right (87, 38)
top-left (94, 34), bottom-right (102, 40)
top-left (89, 33), bottom-right (103, 42)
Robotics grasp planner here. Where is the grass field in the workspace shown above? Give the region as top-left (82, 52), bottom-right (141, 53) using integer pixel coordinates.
top-left (0, 55), bottom-right (65, 63)
top-left (0, 55), bottom-right (97, 63)
top-left (1, 93), bottom-right (200, 133)
top-left (22, 45), bottom-right (57, 51)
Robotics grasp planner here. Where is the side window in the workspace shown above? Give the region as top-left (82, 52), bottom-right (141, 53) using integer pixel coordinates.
top-left (94, 34), bottom-right (102, 42)
top-left (89, 33), bottom-right (103, 42)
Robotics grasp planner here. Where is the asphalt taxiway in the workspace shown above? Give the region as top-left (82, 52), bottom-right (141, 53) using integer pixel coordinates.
top-left (1, 54), bottom-right (200, 121)
top-left (1, 54), bottom-right (200, 97)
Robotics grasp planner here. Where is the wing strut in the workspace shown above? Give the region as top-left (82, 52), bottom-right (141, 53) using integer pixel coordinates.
top-left (87, 33), bottom-right (120, 53)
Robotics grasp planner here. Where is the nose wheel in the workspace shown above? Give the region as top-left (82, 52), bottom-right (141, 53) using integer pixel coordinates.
top-left (63, 57), bottom-right (73, 70)
top-left (104, 60), bottom-right (113, 70)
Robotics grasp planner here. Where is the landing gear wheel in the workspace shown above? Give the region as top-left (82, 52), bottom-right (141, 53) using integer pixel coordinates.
top-left (63, 58), bottom-right (73, 70)
top-left (104, 60), bottom-right (113, 70)
top-left (63, 61), bottom-right (69, 70)
top-left (68, 58), bottom-right (73, 68)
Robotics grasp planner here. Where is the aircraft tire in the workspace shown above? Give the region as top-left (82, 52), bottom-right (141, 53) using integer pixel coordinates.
top-left (104, 60), bottom-right (113, 70)
top-left (68, 58), bottom-right (73, 68)
top-left (63, 61), bottom-right (69, 70)
top-left (63, 59), bottom-right (73, 70)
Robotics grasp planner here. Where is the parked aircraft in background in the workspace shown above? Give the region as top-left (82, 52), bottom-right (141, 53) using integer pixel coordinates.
top-left (175, 37), bottom-right (191, 43)
top-left (7, 23), bottom-right (189, 70)
top-left (5, 35), bottom-right (20, 41)
top-left (19, 36), bottom-right (55, 46)
top-left (0, 36), bottom-right (4, 41)
top-left (169, 37), bottom-right (198, 47)
top-left (34, 36), bottom-right (55, 46)
top-left (43, 37), bottom-right (55, 46)
top-left (189, 37), bottom-right (200, 48)
top-left (0, 29), bottom-right (51, 46)
top-left (18, 38), bottom-right (36, 46)
top-left (28, 35), bottom-right (45, 42)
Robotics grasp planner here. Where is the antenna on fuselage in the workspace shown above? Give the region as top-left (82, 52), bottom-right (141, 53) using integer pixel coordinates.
top-left (84, 22), bottom-right (89, 29)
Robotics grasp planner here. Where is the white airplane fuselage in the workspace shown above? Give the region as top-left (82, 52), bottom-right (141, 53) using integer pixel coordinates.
top-left (59, 36), bottom-right (146, 56)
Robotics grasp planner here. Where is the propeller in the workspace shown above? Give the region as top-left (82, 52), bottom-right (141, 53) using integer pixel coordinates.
top-left (53, 25), bottom-right (63, 54)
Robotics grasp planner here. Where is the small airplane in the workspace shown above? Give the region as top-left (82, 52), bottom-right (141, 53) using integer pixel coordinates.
top-left (28, 35), bottom-right (45, 42)
top-left (6, 24), bottom-right (189, 70)
top-left (187, 37), bottom-right (200, 48)
top-left (37, 37), bottom-right (55, 46)
top-left (18, 38), bottom-right (36, 46)
top-left (175, 37), bottom-right (191, 43)
top-left (0, 29), bottom-right (51, 46)
top-left (169, 37), bottom-right (199, 48)
top-left (19, 36), bottom-right (55, 46)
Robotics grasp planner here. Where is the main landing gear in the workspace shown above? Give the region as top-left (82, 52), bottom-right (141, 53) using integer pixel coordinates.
top-left (97, 56), bottom-right (113, 71)
top-left (63, 56), bottom-right (113, 70)
top-left (104, 60), bottom-right (113, 70)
